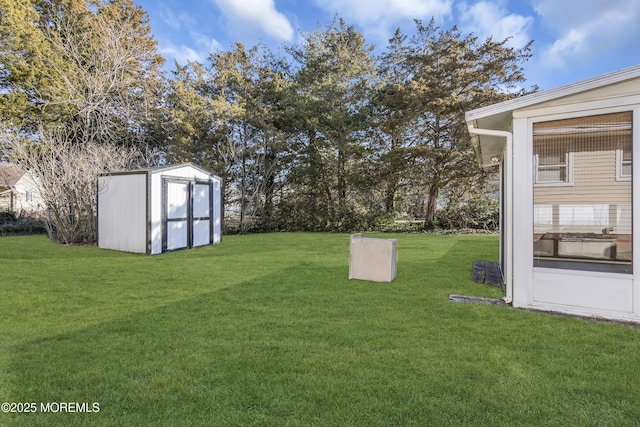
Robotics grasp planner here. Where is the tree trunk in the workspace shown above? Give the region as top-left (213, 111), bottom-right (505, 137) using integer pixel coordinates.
top-left (261, 147), bottom-right (276, 229)
top-left (423, 183), bottom-right (439, 229)
top-left (240, 151), bottom-right (246, 227)
top-left (337, 142), bottom-right (346, 213)
top-left (385, 181), bottom-right (395, 213)
top-left (385, 134), bottom-right (401, 214)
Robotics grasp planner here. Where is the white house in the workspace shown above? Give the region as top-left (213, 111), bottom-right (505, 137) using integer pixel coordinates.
top-left (465, 64), bottom-right (640, 322)
top-left (97, 163), bottom-right (222, 254)
top-left (0, 164), bottom-right (44, 216)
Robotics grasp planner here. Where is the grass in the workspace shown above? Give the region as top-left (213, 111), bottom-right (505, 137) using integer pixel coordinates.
top-left (1, 233), bottom-right (640, 426)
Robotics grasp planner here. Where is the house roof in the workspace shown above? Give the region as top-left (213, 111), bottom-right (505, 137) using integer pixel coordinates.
top-left (465, 63), bottom-right (640, 166)
top-left (466, 63), bottom-right (640, 123)
top-left (0, 164), bottom-right (25, 187)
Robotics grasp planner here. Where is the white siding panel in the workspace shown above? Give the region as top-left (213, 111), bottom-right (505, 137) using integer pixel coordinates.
top-left (213, 179), bottom-right (222, 243)
top-left (193, 220), bottom-right (210, 247)
top-left (532, 270), bottom-right (633, 315)
top-left (158, 165), bottom-right (211, 181)
top-left (98, 174), bottom-right (146, 253)
top-left (193, 184), bottom-right (210, 218)
top-left (149, 172), bottom-right (163, 255)
top-left (166, 182), bottom-right (189, 219)
top-left (511, 117), bottom-right (533, 308)
top-left (517, 79), bottom-right (640, 115)
top-left (167, 220), bottom-right (188, 250)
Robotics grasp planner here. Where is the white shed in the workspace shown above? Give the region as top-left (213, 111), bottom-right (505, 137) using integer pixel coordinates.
top-left (465, 64), bottom-right (640, 322)
top-left (98, 163), bottom-right (222, 254)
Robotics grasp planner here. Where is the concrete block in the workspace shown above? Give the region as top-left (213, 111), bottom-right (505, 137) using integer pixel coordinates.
top-left (349, 234), bottom-right (397, 282)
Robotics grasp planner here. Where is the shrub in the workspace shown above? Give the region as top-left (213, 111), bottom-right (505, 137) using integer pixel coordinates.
top-left (437, 196), bottom-right (499, 231)
top-left (0, 211), bottom-right (47, 236)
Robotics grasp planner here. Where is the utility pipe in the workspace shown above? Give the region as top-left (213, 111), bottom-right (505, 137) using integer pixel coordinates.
top-left (466, 124), bottom-right (514, 304)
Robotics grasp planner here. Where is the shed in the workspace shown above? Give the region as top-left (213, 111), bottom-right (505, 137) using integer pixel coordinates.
top-left (465, 64), bottom-right (640, 322)
top-left (98, 163), bottom-right (222, 254)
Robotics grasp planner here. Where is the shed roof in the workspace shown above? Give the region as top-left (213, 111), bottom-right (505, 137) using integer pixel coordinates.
top-left (100, 162), bottom-right (219, 179)
top-left (465, 64), bottom-right (640, 166)
top-left (0, 164), bottom-right (25, 187)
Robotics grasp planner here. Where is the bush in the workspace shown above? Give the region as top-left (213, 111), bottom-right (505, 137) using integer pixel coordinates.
top-left (0, 211), bottom-right (47, 236)
top-left (0, 210), bottom-right (17, 224)
top-left (263, 200), bottom-right (389, 233)
top-left (436, 197), bottom-right (499, 231)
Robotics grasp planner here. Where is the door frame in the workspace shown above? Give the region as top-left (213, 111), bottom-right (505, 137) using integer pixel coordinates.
top-left (161, 177), bottom-right (214, 252)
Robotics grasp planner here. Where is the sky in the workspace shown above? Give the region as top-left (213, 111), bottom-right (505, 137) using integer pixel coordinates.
top-left (134, 0), bottom-right (640, 91)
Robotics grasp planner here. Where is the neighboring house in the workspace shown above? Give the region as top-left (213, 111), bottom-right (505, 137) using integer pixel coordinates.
top-left (0, 164), bottom-right (44, 216)
top-left (465, 64), bottom-right (640, 322)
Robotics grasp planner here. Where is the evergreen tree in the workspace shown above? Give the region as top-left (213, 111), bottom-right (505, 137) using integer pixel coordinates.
top-left (404, 19), bottom-right (532, 228)
top-left (284, 17), bottom-right (378, 230)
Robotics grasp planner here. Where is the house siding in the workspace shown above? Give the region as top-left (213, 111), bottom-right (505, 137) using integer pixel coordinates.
top-left (0, 175), bottom-right (44, 216)
top-left (535, 149), bottom-right (631, 206)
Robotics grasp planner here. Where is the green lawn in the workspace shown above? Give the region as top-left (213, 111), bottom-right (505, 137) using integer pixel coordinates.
top-left (1, 233), bottom-right (639, 426)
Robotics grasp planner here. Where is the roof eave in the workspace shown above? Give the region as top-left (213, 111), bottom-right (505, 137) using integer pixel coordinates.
top-left (465, 63), bottom-right (640, 124)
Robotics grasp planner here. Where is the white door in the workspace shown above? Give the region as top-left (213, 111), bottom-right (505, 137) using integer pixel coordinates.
top-left (165, 181), bottom-right (189, 251)
top-left (192, 183), bottom-right (212, 247)
top-left (163, 179), bottom-right (213, 252)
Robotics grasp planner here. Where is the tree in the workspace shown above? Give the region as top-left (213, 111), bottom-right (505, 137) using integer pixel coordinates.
top-left (166, 61), bottom-right (224, 175)
top-left (167, 43), bottom-right (288, 233)
top-left (0, 0), bottom-right (59, 131)
top-left (374, 28), bottom-right (414, 214)
top-left (403, 19), bottom-right (532, 228)
top-left (0, 0), bottom-right (165, 243)
top-left (0, 0), bottom-right (166, 147)
top-left (284, 17), bottom-right (379, 230)
top-left (5, 130), bottom-right (144, 244)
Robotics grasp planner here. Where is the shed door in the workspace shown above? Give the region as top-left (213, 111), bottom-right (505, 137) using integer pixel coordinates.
top-left (164, 180), bottom-right (190, 251)
top-left (162, 178), bottom-right (214, 252)
top-left (192, 182), bottom-right (213, 247)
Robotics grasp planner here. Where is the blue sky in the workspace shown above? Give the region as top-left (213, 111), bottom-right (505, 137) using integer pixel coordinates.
top-left (135, 0), bottom-right (640, 90)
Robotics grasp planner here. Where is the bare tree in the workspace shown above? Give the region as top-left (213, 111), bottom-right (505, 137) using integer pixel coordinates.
top-left (37, 0), bottom-right (165, 147)
top-left (219, 132), bottom-right (280, 234)
top-left (7, 129), bottom-right (145, 244)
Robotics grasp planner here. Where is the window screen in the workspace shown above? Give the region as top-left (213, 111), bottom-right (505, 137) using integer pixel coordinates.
top-left (533, 112), bottom-right (632, 273)
top-left (535, 143), bottom-right (570, 184)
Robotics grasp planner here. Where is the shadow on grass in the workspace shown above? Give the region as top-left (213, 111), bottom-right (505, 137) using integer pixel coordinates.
top-left (6, 237), bottom-right (640, 426)
top-left (5, 260), bottom-right (500, 426)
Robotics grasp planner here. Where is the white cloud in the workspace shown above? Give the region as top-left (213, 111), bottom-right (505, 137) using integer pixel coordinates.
top-left (543, 29), bottom-right (587, 68)
top-left (191, 32), bottom-right (224, 54)
top-left (312, 0), bottom-right (452, 46)
top-left (158, 5), bottom-right (197, 30)
top-left (314, 0), bottom-right (452, 24)
top-left (160, 44), bottom-right (204, 66)
top-left (457, 1), bottom-right (533, 49)
top-left (213, 0), bottom-right (294, 41)
top-left (532, 0), bottom-right (640, 69)
top-left (159, 35), bottom-right (224, 67)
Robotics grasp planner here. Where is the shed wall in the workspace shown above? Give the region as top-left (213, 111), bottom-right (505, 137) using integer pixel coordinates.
top-left (98, 174), bottom-right (147, 253)
top-left (149, 167), bottom-right (222, 255)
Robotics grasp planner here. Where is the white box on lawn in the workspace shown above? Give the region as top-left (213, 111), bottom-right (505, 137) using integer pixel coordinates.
top-left (349, 234), bottom-right (397, 282)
